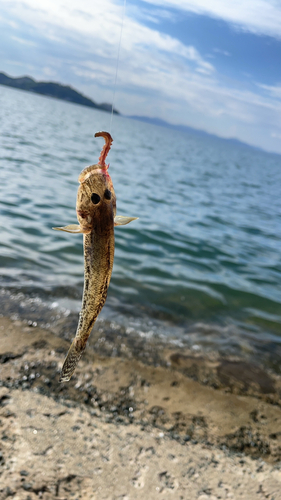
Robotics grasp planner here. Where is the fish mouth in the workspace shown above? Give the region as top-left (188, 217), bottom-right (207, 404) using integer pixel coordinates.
top-left (78, 164), bottom-right (107, 183)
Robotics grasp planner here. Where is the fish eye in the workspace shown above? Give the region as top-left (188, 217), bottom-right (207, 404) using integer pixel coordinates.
top-left (104, 189), bottom-right (112, 200)
top-left (91, 193), bottom-right (100, 204)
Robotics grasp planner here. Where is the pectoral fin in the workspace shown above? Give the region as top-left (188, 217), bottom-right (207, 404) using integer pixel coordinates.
top-left (53, 224), bottom-right (84, 233)
top-left (114, 215), bottom-right (138, 226)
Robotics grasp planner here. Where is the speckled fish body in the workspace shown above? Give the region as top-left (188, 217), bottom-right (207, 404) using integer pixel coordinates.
top-left (54, 132), bottom-right (137, 382)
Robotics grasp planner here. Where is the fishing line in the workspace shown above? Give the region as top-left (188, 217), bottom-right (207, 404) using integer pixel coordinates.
top-left (109, 0), bottom-right (127, 134)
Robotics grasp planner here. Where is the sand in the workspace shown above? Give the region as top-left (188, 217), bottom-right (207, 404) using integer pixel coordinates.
top-left (0, 315), bottom-right (281, 499)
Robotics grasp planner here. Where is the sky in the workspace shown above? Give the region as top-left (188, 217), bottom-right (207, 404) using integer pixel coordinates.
top-left (1, 0), bottom-right (281, 154)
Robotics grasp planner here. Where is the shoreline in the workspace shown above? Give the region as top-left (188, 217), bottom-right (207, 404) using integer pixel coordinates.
top-left (1, 315), bottom-right (281, 499)
top-left (1, 285), bottom-right (281, 380)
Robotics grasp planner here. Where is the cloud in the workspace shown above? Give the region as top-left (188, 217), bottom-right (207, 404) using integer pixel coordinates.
top-left (1, 0), bottom-right (215, 80)
top-left (213, 48), bottom-right (231, 57)
top-left (10, 35), bottom-right (36, 46)
top-left (140, 0), bottom-right (281, 39)
top-left (259, 83), bottom-right (281, 100)
top-left (1, 1), bottom-right (213, 67)
top-left (126, 4), bottom-right (176, 25)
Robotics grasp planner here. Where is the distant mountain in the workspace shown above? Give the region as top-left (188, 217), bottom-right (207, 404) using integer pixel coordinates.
top-left (0, 72), bottom-right (119, 114)
top-left (128, 115), bottom-right (264, 153)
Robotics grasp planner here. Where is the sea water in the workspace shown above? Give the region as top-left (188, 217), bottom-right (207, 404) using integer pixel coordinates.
top-left (1, 85), bottom-right (281, 371)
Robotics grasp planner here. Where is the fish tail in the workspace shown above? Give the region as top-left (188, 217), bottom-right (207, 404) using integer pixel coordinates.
top-left (59, 338), bottom-right (86, 383)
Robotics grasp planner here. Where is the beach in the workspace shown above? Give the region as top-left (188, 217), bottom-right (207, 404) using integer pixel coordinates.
top-left (1, 315), bottom-right (281, 500)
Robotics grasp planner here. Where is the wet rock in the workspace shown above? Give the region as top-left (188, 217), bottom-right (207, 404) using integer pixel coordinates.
top-left (222, 426), bottom-right (271, 457)
top-left (20, 470), bottom-right (29, 476)
top-left (217, 360), bottom-right (276, 395)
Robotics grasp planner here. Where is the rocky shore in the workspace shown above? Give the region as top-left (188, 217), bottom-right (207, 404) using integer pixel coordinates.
top-left (1, 315), bottom-right (281, 499)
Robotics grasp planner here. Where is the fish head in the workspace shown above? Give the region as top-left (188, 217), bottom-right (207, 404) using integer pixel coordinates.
top-left (76, 164), bottom-right (116, 233)
top-left (75, 131), bottom-right (116, 233)
top-left (53, 131), bottom-right (137, 237)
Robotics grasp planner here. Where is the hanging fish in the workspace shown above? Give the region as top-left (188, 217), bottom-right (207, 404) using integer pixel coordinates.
top-left (54, 131), bottom-right (137, 382)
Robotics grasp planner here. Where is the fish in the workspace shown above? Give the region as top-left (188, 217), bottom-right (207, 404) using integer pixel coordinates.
top-left (53, 131), bottom-right (137, 382)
